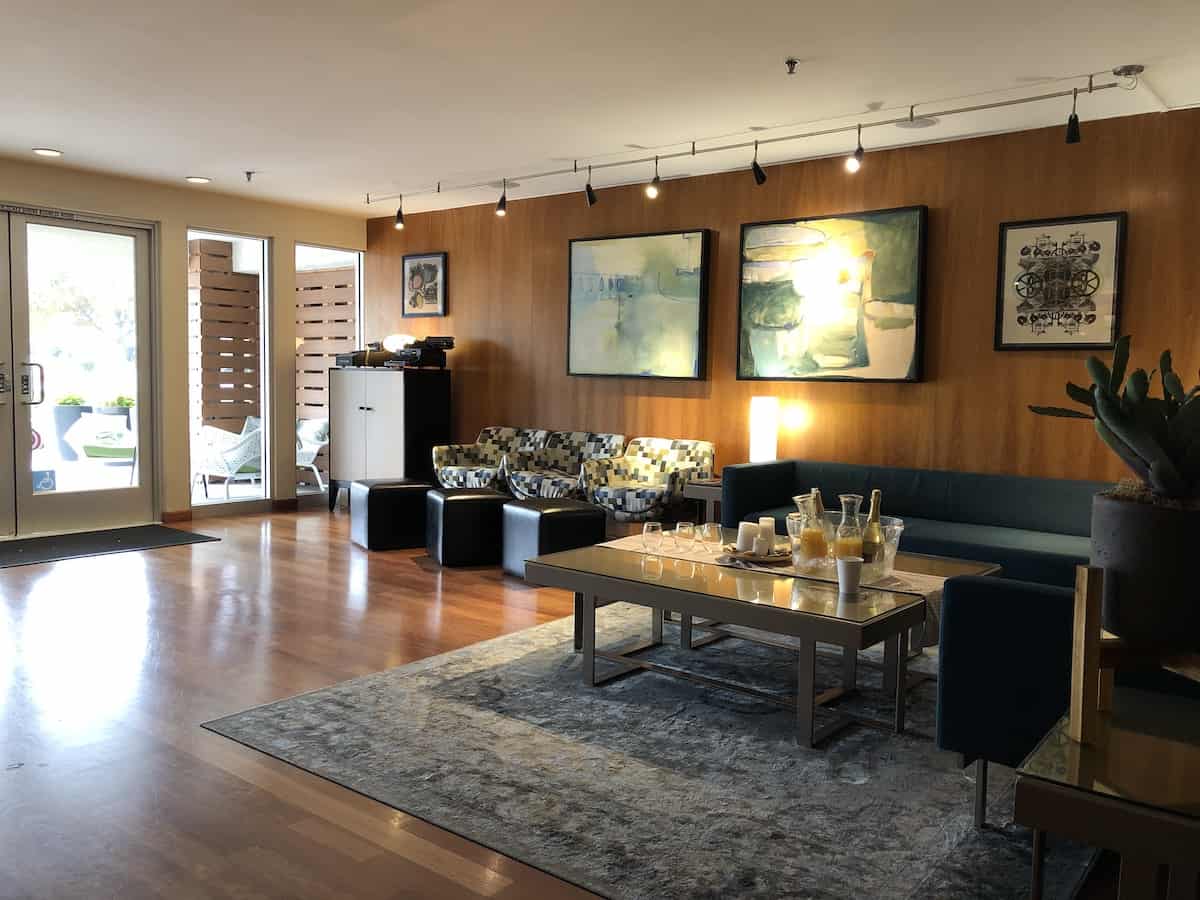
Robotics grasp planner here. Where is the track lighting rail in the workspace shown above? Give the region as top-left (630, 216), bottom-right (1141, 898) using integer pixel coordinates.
top-left (366, 71), bottom-right (1133, 207)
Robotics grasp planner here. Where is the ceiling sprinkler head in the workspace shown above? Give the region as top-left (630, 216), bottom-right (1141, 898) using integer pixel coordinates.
top-left (245, 170), bottom-right (256, 183)
top-left (784, 57), bottom-right (799, 75)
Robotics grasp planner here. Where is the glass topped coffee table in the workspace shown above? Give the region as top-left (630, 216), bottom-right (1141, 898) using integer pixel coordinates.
top-left (525, 543), bottom-right (997, 747)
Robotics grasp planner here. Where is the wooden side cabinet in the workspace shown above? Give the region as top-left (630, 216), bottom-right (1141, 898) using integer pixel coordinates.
top-left (327, 367), bottom-right (451, 509)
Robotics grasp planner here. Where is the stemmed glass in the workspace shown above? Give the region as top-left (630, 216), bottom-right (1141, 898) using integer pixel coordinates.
top-left (642, 521), bottom-right (664, 553)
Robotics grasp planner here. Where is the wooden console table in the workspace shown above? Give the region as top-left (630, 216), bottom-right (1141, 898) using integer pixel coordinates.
top-left (682, 478), bottom-right (722, 523)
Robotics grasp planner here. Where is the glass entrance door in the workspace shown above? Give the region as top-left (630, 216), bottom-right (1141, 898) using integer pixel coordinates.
top-left (1, 212), bottom-right (155, 536)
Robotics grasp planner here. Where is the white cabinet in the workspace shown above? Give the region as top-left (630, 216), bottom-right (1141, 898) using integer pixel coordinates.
top-left (327, 367), bottom-right (451, 507)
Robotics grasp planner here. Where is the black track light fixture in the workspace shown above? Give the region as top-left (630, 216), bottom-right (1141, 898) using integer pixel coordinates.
top-left (393, 195), bottom-right (405, 230)
top-left (584, 165), bottom-right (598, 207)
top-left (495, 178), bottom-right (508, 217)
top-left (845, 124), bottom-right (864, 173)
top-left (751, 141), bottom-right (767, 186)
top-left (1066, 88), bottom-right (1081, 144)
top-left (645, 156), bottom-right (662, 199)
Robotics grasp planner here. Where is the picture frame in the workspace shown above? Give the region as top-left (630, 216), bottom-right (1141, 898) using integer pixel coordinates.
top-left (566, 229), bottom-right (710, 380)
top-left (402, 252), bottom-right (447, 318)
top-left (993, 212), bottom-right (1127, 351)
top-left (736, 205), bottom-right (927, 382)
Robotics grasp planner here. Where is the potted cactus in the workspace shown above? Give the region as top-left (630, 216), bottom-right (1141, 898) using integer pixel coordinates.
top-left (1031, 335), bottom-right (1200, 648)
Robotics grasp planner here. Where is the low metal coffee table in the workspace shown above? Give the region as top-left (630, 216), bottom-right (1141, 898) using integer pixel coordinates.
top-left (526, 545), bottom-right (996, 747)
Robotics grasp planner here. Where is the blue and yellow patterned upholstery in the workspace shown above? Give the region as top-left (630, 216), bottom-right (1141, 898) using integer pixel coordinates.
top-left (582, 437), bottom-right (715, 522)
top-left (503, 431), bottom-right (625, 500)
top-left (433, 427), bottom-right (550, 490)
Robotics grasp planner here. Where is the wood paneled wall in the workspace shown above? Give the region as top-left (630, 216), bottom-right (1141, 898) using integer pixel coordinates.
top-left (365, 110), bottom-right (1200, 482)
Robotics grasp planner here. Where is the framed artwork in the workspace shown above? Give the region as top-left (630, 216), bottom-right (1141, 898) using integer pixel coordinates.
top-left (737, 206), bottom-right (927, 382)
top-left (994, 212), bottom-right (1126, 350)
top-left (402, 252), bottom-right (447, 317)
top-left (567, 229), bottom-right (710, 379)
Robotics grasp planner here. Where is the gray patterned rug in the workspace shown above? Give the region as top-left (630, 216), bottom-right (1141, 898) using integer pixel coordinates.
top-left (205, 604), bottom-right (1092, 900)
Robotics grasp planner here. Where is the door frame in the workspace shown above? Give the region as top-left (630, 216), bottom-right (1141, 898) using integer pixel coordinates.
top-left (0, 201), bottom-right (162, 537)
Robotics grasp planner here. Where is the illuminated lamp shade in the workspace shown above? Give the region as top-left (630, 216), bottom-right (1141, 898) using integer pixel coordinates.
top-left (382, 334), bottom-right (418, 353)
top-left (749, 396), bottom-right (780, 463)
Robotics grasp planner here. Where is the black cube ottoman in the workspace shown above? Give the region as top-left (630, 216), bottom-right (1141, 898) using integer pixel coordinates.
top-left (425, 488), bottom-right (510, 567)
top-left (502, 498), bottom-right (608, 578)
top-left (350, 479), bottom-right (432, 550)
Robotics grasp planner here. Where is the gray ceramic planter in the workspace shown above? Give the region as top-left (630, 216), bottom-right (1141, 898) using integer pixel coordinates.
top-left (1090, 491), bottom-right (1199, 650)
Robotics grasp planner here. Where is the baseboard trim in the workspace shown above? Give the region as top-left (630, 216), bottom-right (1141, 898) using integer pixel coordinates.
top-left (271, 498), bottom-right (299, 513)
top-left (162, 510), bottom-right (193, 523)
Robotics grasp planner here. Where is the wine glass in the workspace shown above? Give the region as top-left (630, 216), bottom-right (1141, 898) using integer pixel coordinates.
top-left (675, 521), bottom-right (695, 549)
top-left (699, 522), bottom-right (723, 555)
top-left (642, 521), bottom-right (664, 553)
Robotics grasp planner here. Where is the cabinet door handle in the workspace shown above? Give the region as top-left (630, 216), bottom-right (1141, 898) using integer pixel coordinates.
top-left (364, 406), bottom-right (374, 412)
top-left (357, 405), bottom-right (365, 410)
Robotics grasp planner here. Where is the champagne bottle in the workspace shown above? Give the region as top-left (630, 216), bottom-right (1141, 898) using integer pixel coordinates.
top-left (811, 488), bottom-right (825, 519)
top-left (862, 489), bottom-right (884, 563)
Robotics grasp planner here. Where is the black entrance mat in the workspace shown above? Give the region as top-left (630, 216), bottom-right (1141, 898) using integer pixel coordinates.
top-left (0, 524), bottom-right (218, 569)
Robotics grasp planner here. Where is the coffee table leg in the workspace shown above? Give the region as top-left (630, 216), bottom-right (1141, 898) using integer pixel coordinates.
top-left (651, 605), bottom-right (663, 644)
top-left (841, 645), bottom-right (858, 689)
top-left (581, 592), bottom-right (596, 687)
top-left (680, 614), bottom-right (693, 649)
top-left (573, 592), bottom-right (584, 652)
top-left (892, 633), bottom-right (907, 733)
top-left (883, 634), bottom-right (898, 695)
top-left (796, 638), bottom-right (816, 747)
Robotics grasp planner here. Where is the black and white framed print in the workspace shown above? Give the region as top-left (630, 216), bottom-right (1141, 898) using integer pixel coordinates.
top-left (402, 252), bottom-right (447, 317)
top-left (994, 212), bottom-right (1126, 350)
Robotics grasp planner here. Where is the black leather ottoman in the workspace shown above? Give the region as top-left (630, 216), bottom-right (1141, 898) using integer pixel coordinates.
top-left (425, 488), bottom-right (509, 566)
top-left (350, 479), bottom-right (432, 550)
top-left (502, 498), bottom-right (607, 579)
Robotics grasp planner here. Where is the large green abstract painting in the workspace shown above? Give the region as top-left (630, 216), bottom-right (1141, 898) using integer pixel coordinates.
top-left (568, 230), bottom-right (709, 379)
top-left (737, 206), bottom-right (926, 381)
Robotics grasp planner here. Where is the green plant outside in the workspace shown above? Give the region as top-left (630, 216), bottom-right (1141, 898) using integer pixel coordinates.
top-left (56, 394), bottom-right (87, 406)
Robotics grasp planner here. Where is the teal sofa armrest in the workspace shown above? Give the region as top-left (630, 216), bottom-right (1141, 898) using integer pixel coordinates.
top-left (721, 461), bottom-right (796, 528)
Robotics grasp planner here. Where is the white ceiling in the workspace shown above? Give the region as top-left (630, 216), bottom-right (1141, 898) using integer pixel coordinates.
top-left (3, 0), bottom-right (1198, 218)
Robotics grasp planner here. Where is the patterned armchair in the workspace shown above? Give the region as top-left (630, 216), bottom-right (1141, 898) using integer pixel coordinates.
top-left (582, 437), bottom-right (715, 522)
top-left (502, 431), bottom-right (625, 499)
top-left (432, 426), bottom-right (550, 490)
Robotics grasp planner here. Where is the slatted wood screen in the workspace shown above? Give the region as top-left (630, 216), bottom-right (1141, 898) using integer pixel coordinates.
top-left (295, 266), bottom-right (357, 484)
top-left (187, 239), bottom-right (261, 438)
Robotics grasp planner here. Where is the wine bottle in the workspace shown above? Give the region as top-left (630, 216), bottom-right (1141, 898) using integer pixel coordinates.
top-left (862, 489), bottom-right (884, 563)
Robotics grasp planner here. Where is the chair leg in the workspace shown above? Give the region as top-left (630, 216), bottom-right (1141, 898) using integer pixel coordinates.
top-left (311, 465), bottom-right (325, 492)
top-left (202, 474), bottom-right (209, 498)
top-left (1031, 828), bottom-right (1045, 900)
top-left (974, 758), bottom-right (988, 828)
top-left (225, 477), bottom-right (232, 500)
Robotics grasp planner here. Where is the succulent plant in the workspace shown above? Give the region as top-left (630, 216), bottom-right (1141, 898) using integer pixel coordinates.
top-left (1030, 335), bottom-right (1200, 499)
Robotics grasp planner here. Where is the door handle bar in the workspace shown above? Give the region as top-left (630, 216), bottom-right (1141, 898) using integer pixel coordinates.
top-left (20, 362), bottom-right (45, 406)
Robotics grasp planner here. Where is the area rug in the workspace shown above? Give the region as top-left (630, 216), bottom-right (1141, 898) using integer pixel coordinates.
top-left (0, 524), bottom-right (218, 568)
top-left (205, 604), bottom-right (1092, 900)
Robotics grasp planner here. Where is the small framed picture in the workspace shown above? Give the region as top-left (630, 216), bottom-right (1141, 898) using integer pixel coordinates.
top-left (994, 212), bottom-right (1126, 350)
top-left (402, 252), bottom-right (447, 317)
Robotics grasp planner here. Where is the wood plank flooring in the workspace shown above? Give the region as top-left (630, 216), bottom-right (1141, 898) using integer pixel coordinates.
top-left (1, 509), bottom-right (1116, 898)
top-left (0, 510), bottom-right (591, 899)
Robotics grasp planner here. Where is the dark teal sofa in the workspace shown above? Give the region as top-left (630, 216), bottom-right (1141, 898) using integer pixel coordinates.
top-left (720, 460), bottom-right (1110, 587)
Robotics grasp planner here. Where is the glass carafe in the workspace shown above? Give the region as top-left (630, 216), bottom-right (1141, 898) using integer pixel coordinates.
top-left (834, 494), bottom-right (864, 559)
top-left (788, 495), bottom-right (829, 568)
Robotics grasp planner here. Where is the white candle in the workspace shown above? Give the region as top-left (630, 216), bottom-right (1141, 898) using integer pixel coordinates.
top-left (758, 516), bottom-right (777, 545)
top-left (735, 522), bottom-right (758, 552)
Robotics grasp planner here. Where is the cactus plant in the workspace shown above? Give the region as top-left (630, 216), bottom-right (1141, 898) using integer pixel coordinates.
top-left (1030, 335), bottom-right (1200, 500)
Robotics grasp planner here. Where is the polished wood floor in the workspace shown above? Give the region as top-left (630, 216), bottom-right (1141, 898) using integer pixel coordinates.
top-left (1, 510), bottom-right (592, 899)
top-left (1, 509), bottom-right (1116, 899)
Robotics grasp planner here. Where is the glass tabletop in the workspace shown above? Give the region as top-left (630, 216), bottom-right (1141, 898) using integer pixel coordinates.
top-left (529, 545), bottom-right (925, 624)
top-left (1019, 687), bottom-right (1200, 820)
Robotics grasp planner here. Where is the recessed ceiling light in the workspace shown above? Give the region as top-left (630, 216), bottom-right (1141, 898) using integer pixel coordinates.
top-left (185, 176), bottom-right (212, 184)
top-left (895, 116), bottom-right (939, 129)
top-left (32, 148), bottom-right (63, 157)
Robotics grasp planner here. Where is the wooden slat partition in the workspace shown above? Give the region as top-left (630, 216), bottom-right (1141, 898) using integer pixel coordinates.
top-left (188, 239), bottom-right (262, 437)
top-left (295, 265), bottom-right (357, 483)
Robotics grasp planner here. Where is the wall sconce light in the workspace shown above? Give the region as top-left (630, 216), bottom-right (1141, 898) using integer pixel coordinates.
top-left (749, 396), bottom-right (780, 463)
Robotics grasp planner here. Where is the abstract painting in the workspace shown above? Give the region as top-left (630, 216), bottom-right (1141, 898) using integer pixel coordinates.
top-left (568, 230), bottom-right (709, 379)
top-left (402, 252), bottom-right (447, 317)
top-left (994, 212), bottom-right (1126, 350)
top-left (737, 206), bottom-right (927, 382)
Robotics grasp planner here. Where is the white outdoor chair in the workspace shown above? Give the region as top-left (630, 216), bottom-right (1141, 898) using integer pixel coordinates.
top-left (296, 418), bottom-right (330, 491)
top-left (194, 417), bottom-right (263, 500)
